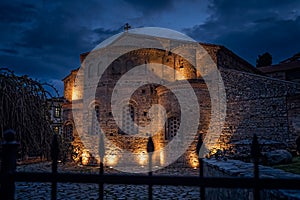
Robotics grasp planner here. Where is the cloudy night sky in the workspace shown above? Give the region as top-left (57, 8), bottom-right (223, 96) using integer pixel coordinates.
top-left (1, 0), bottom-right (300, 95)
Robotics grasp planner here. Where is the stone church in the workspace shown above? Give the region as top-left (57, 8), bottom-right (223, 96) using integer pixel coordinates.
top-left (62, 30), bottom-right (300, 168)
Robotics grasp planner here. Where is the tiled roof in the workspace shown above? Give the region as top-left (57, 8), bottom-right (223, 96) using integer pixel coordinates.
top-left (259, 60), bottom-right (300, 73)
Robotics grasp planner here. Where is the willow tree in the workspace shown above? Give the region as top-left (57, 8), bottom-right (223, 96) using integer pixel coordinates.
top-left (0, 68), bottom-right (58, 160)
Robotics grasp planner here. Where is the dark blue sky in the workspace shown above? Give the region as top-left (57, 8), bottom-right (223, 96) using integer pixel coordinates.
top-left (1, 0), bottom-right (300, 96)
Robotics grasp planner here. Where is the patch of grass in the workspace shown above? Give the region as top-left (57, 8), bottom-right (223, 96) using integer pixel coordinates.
top-left (273, 156), bottom-right (300, 174)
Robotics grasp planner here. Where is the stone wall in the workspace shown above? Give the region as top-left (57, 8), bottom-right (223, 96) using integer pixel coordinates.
top-left (62, 46), bottom-right (300, 166)
top-left (287, 94), bottom-right (300, 153)
top-left (216, 68), bottom-right (300, 159)
top-left (156, 79), bottom-right (211, 167)
top-left (201, 43), bottom-right (261, 74)
top-left (62, 69), bottom-right (78, 102)
top-left (203, 158), bottom-right (300, 200)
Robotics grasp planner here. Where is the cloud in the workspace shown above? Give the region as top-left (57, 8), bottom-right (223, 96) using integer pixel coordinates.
top-left (207, 0), bottom-right (299, 21)
top-left (44, 78), bottom-right (65, 97)
top-left (92, 26), bottom-right (124, 44)
top-left (1, 0), bottom-right (299, 96)
top-left (0, 1), bottom-right (38, 23)
top-left (0, 54), bottom-right (69, 78)
top-left (0, 0), bottom-right (132, 95)
top-left (0, 1), bottom-right (104, 87)
top-left (183, 0), bottom-right (300, 64)
top-left (124, 0), bottom-right (173, 13)
top-left (0, 48), bottom-right (19, 55)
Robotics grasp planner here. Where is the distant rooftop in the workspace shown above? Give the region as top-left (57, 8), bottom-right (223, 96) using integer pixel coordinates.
top-left (280, 52), bottom-right (300, 63)
top-left (259, 53), bottom-right (300, 73)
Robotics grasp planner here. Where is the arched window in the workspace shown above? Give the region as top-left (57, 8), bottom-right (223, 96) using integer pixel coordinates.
top-left (165, 117), bottom-right (180, 140)
top-left (120, 105), bottom-right (136, 134)
top-left (90, 104), bottom-right (100, 135)
top-left (64, 123), bottom-right (74, 142)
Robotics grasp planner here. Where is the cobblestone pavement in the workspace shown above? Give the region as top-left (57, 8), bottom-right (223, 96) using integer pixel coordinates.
top-left (15, 162), bottom-right (200, 199)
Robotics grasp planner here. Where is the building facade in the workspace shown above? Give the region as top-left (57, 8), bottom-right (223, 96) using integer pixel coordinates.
top-left (62, 32), bottom-right (300, 167)
top-left (47, 97), bottom-right (64, 135)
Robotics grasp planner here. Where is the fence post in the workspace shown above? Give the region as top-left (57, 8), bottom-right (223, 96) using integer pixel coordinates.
top-left (251, 134), bottom-right (260, 200)
top-left (51, 134), bottom-right (59, 200)
top-left (147, 136), bottom-right (154, 200)
top-left (0, 129), bottom-right (19, 200)
top-left (196, 134), bottom-right (205, 200)
top-left (99, 133), bottom-right (105, 200)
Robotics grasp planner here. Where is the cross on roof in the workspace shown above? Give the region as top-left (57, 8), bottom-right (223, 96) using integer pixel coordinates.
top-left (124, 23), bottom-right (131, 32)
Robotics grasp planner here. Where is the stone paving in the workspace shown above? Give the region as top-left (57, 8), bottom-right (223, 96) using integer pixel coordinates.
top-left (204, 159), bottom-right (300, 200)
top-left (15, 162), bottom-right (200, 199)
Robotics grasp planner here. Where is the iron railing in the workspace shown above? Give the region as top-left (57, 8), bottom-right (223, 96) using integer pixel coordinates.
top-left (1, 129), bottom-right (300, 200)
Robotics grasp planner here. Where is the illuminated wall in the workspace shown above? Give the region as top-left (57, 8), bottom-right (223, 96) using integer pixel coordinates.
top-left (62, 47), bottom-right (300, 167)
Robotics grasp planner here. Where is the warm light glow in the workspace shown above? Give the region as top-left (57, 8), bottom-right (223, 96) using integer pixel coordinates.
top-left (191, 158), bottom-right (199, 169)
top-left (137, 151), bottom-right (147, 166)
top-left (189, 152), bottom-right (199, 168)
top-left (81, 150), bottom-right (90, 165)
top-left (176, 71), bottom-right (186, 80)
top-left (72, 88), bottom-right (81, 100)
top-left (106, 154), bottom-right (118, 166)
top-left (208, 144), bottom-right (226, 156)
top-left (160, 150), bottom-right (165, 166)
top-left (210, 147), bottom-right (218, 155)
top-left (72, 148), bottom-right (81, 162)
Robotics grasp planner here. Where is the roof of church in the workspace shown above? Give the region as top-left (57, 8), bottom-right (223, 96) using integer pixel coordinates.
top-left (63, 30), bottom-right (263, 81)
top-left (62, 68), bottom-right (79, 81)
top-left (198, 42), bottom-right (263, 74)
top-left (97, 27), bottom-right (196, 48)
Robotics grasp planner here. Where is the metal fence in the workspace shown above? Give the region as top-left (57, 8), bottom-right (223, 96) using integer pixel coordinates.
top-left (1, 130), bottom-right (300, 200)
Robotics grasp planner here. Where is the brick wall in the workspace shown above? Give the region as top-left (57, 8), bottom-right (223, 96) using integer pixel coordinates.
top-left (62, 47), bottom-right (300, 167)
